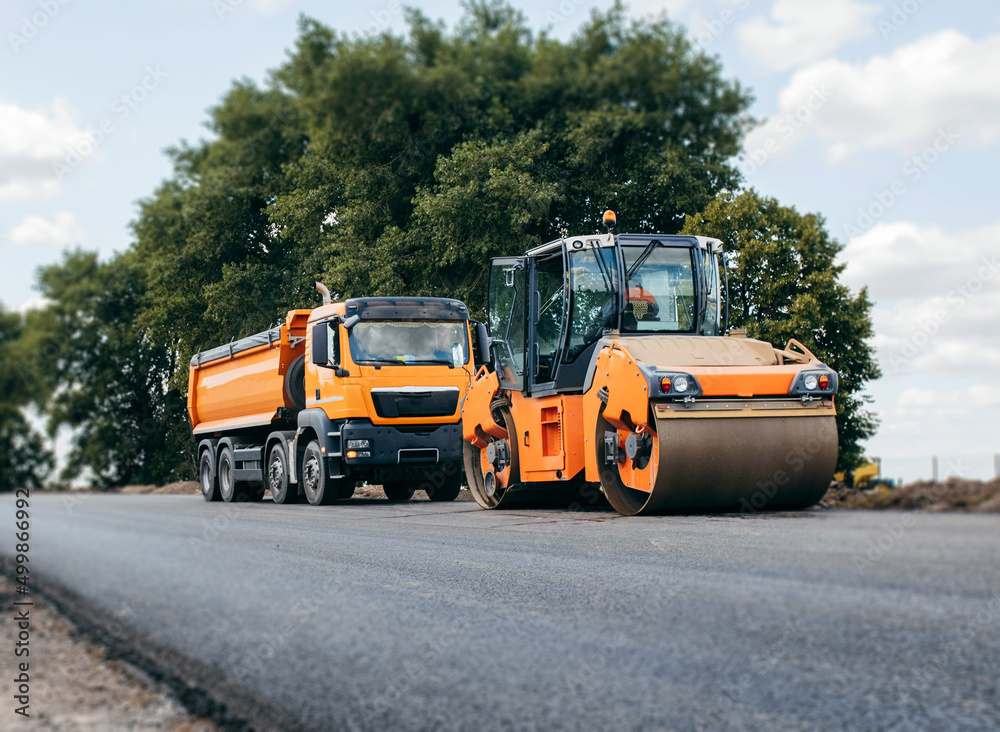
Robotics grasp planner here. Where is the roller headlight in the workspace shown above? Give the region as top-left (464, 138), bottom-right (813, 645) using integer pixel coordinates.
top-left (789, 369), bottom-right (839, 396)
top-left (657, 371), bottom-right (702, 397)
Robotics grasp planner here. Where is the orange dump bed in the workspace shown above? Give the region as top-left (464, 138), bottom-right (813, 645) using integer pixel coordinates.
top-left (187, 310), bottom-right (311, 436)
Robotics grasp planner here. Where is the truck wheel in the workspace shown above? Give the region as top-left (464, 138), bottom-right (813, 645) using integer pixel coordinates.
top-left (382, 483), bottom-right (414, 501)
top-left (424, 470), bottom-right (461, 502)
top-left (267, 443), bottom-right (298, 504)
top-left (199, 450), bottom-right (221, 502)
top-left (218, 446), bottom-right (250, 503)
top-left (301, 440), bottom-right (337, 505)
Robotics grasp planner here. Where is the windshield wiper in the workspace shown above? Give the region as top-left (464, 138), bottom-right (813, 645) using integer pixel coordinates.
top-left (625, 239), bottom-right (662, 280)
top-left (355, 357), bottom-right (403, 364)
top-left (408, 358), bottom-right (455, 368)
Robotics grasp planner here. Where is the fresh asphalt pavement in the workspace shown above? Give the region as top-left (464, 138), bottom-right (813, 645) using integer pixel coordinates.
top-left (2, 493), bottom-right (998, 731)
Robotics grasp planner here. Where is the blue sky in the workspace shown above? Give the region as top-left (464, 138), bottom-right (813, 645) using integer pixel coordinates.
top-left (2, 0), bottom-right (998, 481)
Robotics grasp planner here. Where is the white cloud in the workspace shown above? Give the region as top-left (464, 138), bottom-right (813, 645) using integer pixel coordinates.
top-left (775, 30), bottom-right (1000, 161)
top-left (871, 382), bottom-right (1000, 479)
top-left (14, 297), bottom-right (52, 315)
top-left (739, 0), bottom-right (878, 71)
top-left (840, 221), bottom-right (1000, 300)
top-left (838, 221), bottom-right (1000, 377)
top-left (870, 292), bottom-right (1000, 375)
top-left (9, 212), bottom-right (86, 249)
top-left (0, 98), bottom-right (92, 200)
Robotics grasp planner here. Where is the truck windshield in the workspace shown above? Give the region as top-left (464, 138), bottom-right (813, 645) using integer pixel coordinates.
top-left (348, 321), bottom-right (469, 366)
top-left (621, 246), bottom-right (696, 333)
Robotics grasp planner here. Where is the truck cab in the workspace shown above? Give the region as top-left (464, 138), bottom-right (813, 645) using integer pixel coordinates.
top-left (300, 297), bottom-right (478, 502)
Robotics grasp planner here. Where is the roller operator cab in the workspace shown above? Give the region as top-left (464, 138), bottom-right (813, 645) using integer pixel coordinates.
top-left (462, 223), bottom-right (841, 516)
top-left (189, 292), bottom-right (487, 505)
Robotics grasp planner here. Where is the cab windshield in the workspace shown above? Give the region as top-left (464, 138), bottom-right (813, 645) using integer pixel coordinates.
top-left (348, 320), bottom-right (469, 366)
top-left (621, 246), bottom-right (696, 333)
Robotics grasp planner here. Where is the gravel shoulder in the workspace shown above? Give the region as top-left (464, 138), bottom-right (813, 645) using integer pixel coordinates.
top-left (1, 574), bottom-right (216, 731)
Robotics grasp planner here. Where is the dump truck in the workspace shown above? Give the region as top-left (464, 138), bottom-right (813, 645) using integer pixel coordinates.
top-left (462, 211), bottom-right (840, 516)
top-left (188, 286), bottom-right (487, 504)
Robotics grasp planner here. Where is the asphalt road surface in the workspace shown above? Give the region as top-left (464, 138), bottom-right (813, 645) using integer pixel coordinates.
top-left (3, 494), bottom-right (999, 731)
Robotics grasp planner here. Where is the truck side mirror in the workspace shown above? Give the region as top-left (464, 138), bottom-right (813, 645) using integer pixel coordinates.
top-left (311, 322), bottom-right (329, 366)
top-left (474, 322), bottom-right (490, 367)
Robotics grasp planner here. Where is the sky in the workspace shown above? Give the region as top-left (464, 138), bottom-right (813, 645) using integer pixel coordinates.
top-left (2, 0), bottom-right (998, 482)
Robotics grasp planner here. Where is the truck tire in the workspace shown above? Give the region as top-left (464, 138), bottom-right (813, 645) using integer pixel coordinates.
top-left (267, 442), bottom-right (298, 504)
top-left (199, 450), bottom-right (221, 502)
top-left (301, 440), bottom-right (338, 505)
top-left (218, 446), bottom-right (250, 503)
top-left (284, 354), bottom-right (307, 411)
top-left (382, 482), bottom-right (415, 501)
top-left (424, 469), bottom-right (462, 502)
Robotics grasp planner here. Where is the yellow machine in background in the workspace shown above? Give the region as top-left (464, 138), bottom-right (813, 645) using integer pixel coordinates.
top-left (835, 459), bottom-right (894, 490)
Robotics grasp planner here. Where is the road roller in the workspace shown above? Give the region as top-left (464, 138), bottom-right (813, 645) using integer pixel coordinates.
top-left (461, 211), bottom-right (839, 515)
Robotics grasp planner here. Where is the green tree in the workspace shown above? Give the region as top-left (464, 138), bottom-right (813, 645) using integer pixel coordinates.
top-left (34, 251), bottom-right (190, 488)
top-left (682, 189), bottom-right (881, 469)
top-left (0, 305), bottom-right (53, 490)
top-left (133, 81), bottom-right (309, 386)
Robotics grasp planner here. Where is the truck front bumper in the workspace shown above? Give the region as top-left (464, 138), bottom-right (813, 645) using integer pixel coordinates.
top-left (340, 421), bottom-right (463, 468)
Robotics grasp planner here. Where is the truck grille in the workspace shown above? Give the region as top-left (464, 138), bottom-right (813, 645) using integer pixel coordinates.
top-left (370, 387), bottom-right (460, 419)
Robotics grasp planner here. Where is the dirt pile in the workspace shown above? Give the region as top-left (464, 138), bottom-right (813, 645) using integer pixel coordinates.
top-left (821, 477), bottom-right (1000, 512)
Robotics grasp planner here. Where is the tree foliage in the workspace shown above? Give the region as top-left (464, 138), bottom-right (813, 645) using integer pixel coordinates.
top-left (139, 1), bottom-right (751, 367)
top-left (0, 305), bottom-right (52, 490)
top-left (682, 190), bottom-right (881, 469)
top-left (31, 251), bottom-right (191, 488)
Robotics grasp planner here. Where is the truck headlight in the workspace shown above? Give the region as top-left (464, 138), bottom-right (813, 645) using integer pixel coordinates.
top-left (347, 439), bottom-right (370, 450)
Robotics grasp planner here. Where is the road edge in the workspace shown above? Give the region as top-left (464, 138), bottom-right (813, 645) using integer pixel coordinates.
top-left (1, 560), bottom-right (312, 732)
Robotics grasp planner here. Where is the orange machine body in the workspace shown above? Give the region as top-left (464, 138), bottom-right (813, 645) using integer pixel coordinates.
top-left (461, 231), bottom-right (840, 515)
